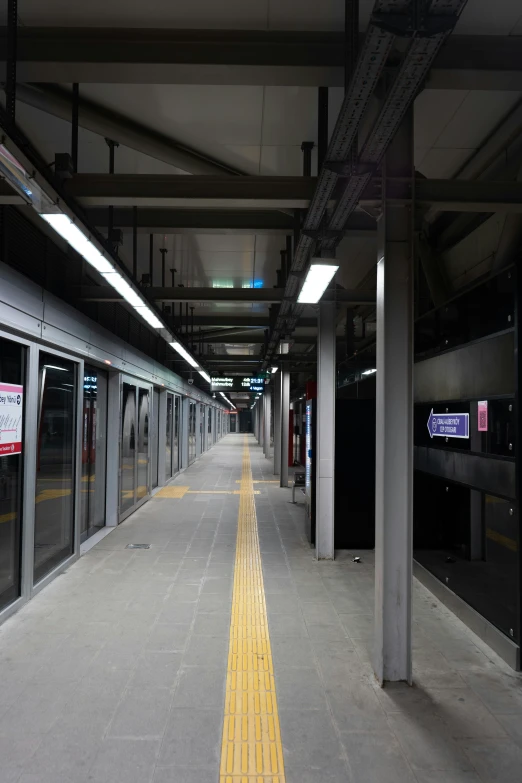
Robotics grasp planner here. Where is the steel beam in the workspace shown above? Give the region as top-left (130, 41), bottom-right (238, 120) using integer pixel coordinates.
top-left (57, 174), bottom-right (321, 209)
top-left (78, 286), bottom-right (376, 305)
top-left (2, 29), bottom-right (520, 90)
top-left (85, 207), bottom-right (377, 236)
top-left (13, 83), bottom-right (242, 176)
top-left (203, 353), bottom-right (317, 362)
top-left (7, 175), bottom-right (520, 212)
top-left (174, 315), bottom-right (316, 328)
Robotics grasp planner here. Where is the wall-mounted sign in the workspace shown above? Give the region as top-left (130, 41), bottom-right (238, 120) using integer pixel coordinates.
top-left (427, 409), bottom-right (469, 440)
top-left (478, 401), bottom-right (488, 432)
top-left (0, 382), bottom-right (23, 455)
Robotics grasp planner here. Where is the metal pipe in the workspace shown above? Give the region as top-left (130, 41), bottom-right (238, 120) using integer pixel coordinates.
top-left (301, 141), bottom-right (314, 177)
top-left (71, 83), bottom-right (79, 172)
top-left (6, 0), bottom-right (17, 123)
top-left (317, 86), bottom-right (329, 171)
top-left (132, 205), bottom-right (137, 279)
top-left (149, 234), bottom-right (153, 284)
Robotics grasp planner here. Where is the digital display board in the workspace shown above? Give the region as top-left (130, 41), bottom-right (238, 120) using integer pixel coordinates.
top-left (211, 376), bottom-right (266, 393)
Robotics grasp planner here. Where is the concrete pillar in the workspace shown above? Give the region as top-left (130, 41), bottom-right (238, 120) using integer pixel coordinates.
top-left (280, 370), bottom-right (290, 488)
top-left (316, 302), bottom-right (336, 560)
top-left (374, 109), bottom-right (414, 685)
top-left (273, 372), bottom-right (281, 475)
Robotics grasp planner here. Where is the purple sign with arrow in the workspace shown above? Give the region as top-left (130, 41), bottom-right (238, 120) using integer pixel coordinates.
top-left (427, 409), bottom-right (469, 439)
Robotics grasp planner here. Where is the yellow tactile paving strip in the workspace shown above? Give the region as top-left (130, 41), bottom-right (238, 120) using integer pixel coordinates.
top-left (220, 436), bottom-right (285, 783)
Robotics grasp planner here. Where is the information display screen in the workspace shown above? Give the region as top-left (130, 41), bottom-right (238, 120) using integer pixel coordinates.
top-left (211, 376), bottom-right (266, 393)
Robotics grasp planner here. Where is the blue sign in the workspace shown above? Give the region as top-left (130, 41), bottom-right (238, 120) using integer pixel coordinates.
top-left (427, 409), bottom-right (469, 439)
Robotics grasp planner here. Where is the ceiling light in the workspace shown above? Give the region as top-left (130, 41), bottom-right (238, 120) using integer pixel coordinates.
top-left (199, 370), bottom-right (211, 384)
top-left (219, 392), bottom-right (236, 410)
top-left (40, 214), bottom-right (114, 275)
top-left (278, 341), bottom-right (292, 355)
top-left (101, 273), bottom-right (143, 307)
top-left (362, 368), bottom-right (377, 376)
top-left (169, 341), bottom-right (199, 368)
top-left (271, 366), bottom-right (278, 374)
top-left (297, 258), bottom-right (339, 304)
top-left (134, 306), bottom-right (164, 329)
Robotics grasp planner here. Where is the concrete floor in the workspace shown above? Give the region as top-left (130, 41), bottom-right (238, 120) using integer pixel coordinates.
top-left (0, 434), bottom-right (521, 782)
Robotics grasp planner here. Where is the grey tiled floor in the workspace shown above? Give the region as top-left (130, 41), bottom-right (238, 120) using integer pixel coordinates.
top-left (0, 434), bottom-right (521, 783)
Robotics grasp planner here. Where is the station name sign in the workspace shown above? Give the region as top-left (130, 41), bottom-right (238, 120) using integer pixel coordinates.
top-left (211, 376), bottom-right (266, 393)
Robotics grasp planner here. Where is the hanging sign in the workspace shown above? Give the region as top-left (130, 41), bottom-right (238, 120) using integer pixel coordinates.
top-left (0, 383), bottom-right (23, 455)
top-left (478, 401), bottom-right (488, 432)
top-left (427, 409), bottom-right (469, 440)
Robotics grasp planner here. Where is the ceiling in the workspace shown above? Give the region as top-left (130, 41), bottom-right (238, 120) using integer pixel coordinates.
top-left (4, 0), bottom-right (522, 388)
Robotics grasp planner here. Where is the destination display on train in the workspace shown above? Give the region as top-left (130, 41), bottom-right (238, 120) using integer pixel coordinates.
top-left (211, 376), bottom-right (266, 393)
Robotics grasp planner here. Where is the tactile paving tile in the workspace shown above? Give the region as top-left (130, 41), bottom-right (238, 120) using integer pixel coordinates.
top-left (153, 485), bottom-right (189, 498)
top-left (220, 437), bottom-right (286, 782)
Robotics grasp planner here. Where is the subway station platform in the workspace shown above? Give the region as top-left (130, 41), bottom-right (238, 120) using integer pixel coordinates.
top-left (1, 435), bottom-right (521, 783)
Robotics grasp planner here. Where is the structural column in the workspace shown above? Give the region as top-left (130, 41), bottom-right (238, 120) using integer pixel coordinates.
top-left (263, 385), bottom-right (272, 459)
top-left (374, 109), bottom-right (414, 685)
top-left (280, 370), bottom-right (290, 488)
top-left (316, 302), bottom-right (336, 559)
top-left (273, 372), bottom-right (281, 475)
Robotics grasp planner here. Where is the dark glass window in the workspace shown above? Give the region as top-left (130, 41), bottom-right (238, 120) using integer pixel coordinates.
top-left (34, 353), bottom-right (76, 583)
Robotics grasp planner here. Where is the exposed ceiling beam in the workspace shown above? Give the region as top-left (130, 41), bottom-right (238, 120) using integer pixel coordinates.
top-left (85, 207), bottom-right (377, 237)
top-left (204, 353), bottom-right (317, 363)
top-left (4, 175), bottom-right (522, 213)
top-left (1, 29), bottom-right (520, 89)
top-left (168, 315), bottom-right (315, 327)
top-left (79, 286), bottom-right (376, 305)
top-left (199, 334), bottom-right (323, 344)
top-left (13, 83), bottom-right (242, 176)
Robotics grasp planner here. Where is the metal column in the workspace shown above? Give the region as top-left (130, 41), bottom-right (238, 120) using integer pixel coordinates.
top-left (374, 110), bottom-right (414, 685)
top-left (264, 386), bottom-right (271, 459)
top-left (316, 302), bottom-right (336, 560)
top-left (273, 372), bottom-right (281, 475)
top-left (280, 371), bottom-right (290, 488)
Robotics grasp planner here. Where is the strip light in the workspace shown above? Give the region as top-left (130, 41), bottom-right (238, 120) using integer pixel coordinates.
top-left (169, 342), bottom-right (199, 368)
top-left (220, 392), bottom-right (236, 410)
top-left (297, 258), bottom-right (339, 304)
top-left (198, 370), bottom-right (211, 384)
top-left (40, 214), bottom-right (114, 275)
top-left (2, 141), bottom-right (213, 380)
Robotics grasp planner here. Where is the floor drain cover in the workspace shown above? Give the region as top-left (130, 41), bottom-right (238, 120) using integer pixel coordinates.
top-left (126, 544), bottom-right (151, 549)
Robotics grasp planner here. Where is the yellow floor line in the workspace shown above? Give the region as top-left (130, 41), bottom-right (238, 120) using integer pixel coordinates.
top-left (220, 435), bottom-right (286, 783)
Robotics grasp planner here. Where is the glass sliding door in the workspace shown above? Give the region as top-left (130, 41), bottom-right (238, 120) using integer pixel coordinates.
top-left (80, 366), bottom-right (107, 543)
top-left (173, 396), bottom-right (180, 475)
top-left (120, 382), bottom-right (137, 515)
top-left (137, 388), bottom-right (150, 499)
top-left (166, 393), bottom-right (173, 481)
top-left (188, 401), bottom-right (196, 465)
top-left (151, 388), bottom-right (160, 490)
top-left (120, 379), bottom-right (151, 520)
top-left (0, 337), bottom-right (25, 611)
top-left (34, 353), bottom-right (77, 583)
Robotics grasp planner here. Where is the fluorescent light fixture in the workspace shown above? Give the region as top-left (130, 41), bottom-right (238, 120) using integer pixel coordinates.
top-left (297, 258), bottom-right (339, 304)
top-left (271, 366), bottom-right (278, 374)
top-left (278, 341), bottom-right (292, 355)
top-left (40, 214), bottom-right (114, 275)
top-left (199, 370), bottom-right (211, 384)
top-left (101, 273), bottom-right (143, 307)
top-left (134, 306), bottom-right (164, 329)
top-left (219, 392), bottom-right (236, 410)
top-left (362, 368), bottom-right (377, 376)
top-left (169, 341), bottom-right (199, 368)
